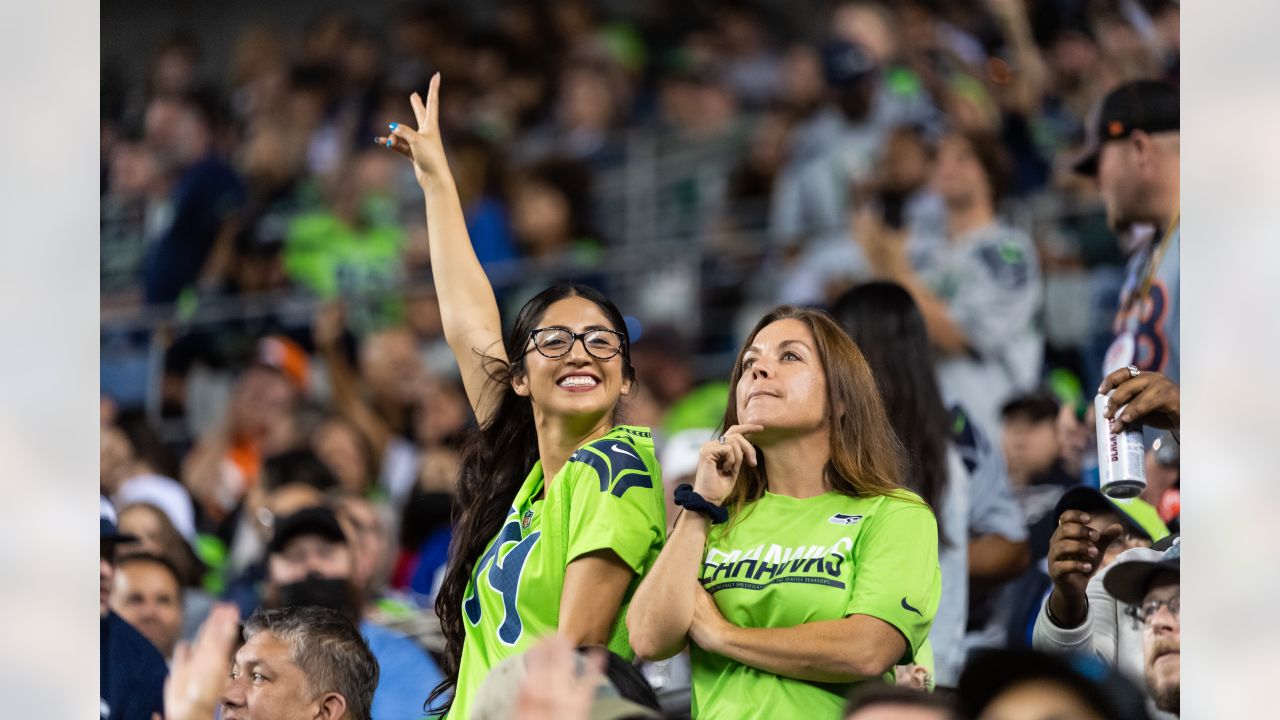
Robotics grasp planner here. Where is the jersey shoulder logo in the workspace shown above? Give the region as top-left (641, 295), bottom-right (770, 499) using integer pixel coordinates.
top-left (570, 439), bottom-right (653, 498)
top-left (901, 597), bottom-right (923, 616)
top-left (829, 513), bottom-right (864, 525)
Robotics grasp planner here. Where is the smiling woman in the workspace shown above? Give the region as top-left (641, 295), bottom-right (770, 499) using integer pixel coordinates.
top-left (628, 306), bottom-right (942, 720)
top-left (375, 76), bottom-right (666, 719)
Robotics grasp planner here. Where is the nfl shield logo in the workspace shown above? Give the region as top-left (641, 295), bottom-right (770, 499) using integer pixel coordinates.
top-left (521, 510), bottom-right (535, 530)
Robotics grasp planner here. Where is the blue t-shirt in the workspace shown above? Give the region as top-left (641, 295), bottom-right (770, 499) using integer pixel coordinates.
top-left (101, 611), bottom-right (166, 720)
top-left (362, 619), bottom-right (444, 719)
top-left (142, 155), bottom-right (246, 304)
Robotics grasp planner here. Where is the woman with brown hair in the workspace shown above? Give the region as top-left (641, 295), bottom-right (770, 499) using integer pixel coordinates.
top-left (627, 306), bottom-right (941, 719)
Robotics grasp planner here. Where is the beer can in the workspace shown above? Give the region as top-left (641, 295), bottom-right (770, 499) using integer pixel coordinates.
top-left (1094, 393), bottom-right (1147, 498)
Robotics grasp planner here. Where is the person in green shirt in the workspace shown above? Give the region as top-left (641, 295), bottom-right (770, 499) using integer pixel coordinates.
top-left (377, 76), bottom-right (666, 719)
top-left (628, 306), bottom-right (941, 719)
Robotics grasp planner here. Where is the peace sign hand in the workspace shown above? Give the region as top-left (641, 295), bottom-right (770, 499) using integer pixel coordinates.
top-left (374, 73), bottom-right (450, 190)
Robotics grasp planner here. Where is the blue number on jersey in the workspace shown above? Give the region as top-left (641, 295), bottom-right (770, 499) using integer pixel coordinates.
top-left (570, 441), bottom-right (652, 498)
top-left (464, 515), bottom-right (541, 645)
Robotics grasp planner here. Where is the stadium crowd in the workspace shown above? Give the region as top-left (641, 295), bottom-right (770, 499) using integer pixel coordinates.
top-left (99, 1), bottom-right (1181, 718)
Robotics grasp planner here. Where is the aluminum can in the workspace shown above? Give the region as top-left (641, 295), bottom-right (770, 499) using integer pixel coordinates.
top-left (1095, 393), bottom-right (1147, 499)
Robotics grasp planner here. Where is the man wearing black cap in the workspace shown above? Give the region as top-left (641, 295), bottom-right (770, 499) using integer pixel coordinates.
top-left (100, 500), bottom-right (167, 720)
top-left (1104, 538), bottom-right (1180, 717)
top-left (264, 505), bottom-right (442, 719)
top-left (1075, 80), bottom-right (1180, 388)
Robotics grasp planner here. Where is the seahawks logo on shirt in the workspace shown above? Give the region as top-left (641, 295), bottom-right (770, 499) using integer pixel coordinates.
top-left (568, 440), bottom-right (653, 499)
top-left (829, 513), bottom-right (863, 525)
top-left (978, 242), bottom-right (1029, 290)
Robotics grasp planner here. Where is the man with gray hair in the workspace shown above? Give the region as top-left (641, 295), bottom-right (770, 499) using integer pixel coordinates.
top-left (221, 606), bottom-right (379, 720)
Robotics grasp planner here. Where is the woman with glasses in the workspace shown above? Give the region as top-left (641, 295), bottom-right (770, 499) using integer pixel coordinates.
top-left (378, 76), bottom-right (665, 718)
top-left (627, 306), bottom-right (941, 719)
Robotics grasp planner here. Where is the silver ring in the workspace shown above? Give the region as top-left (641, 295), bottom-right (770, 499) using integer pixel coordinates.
top-left (718, 435), bottom-right (726, 444)
top-left (1126, 364), bottom-right (1140, 378)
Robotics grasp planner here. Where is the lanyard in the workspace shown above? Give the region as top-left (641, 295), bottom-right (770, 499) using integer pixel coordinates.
top-left (1124, 210), bottom-right (1179, 318)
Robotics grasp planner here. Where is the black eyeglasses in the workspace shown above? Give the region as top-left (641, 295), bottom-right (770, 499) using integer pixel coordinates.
top-left (527, 327), bottom-right (626, 360)
top-left (1126, 595), bottom-right (1180, 626)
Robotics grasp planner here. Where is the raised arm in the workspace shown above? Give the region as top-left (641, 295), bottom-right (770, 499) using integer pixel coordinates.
top-left (377, 74), bottom-right (505, 425)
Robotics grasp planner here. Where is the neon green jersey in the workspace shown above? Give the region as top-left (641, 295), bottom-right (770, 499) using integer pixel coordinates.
top-left (449, 426), bottom-right (666, 720)
top-left (691, 489), bottom-right (941, 720)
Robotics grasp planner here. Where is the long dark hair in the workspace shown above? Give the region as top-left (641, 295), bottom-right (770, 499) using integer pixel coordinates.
top-left (720, 306), bottom-right (909, 518)
top-left (426, 283), bottom-right (635, 714)
top-left (830, 282), bottom-right (951, 543)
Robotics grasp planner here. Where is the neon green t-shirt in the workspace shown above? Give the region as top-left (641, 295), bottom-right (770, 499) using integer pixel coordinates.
top-left (691, 489), bottom-right (941, 720)
top-left (449, 426), bottom-right (666, 720)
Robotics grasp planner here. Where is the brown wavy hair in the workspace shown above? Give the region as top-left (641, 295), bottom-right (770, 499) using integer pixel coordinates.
top-left (719, 306), bottom-right (911, 515)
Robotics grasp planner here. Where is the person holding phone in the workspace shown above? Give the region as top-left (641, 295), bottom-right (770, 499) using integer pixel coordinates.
top-left (856, 129), bottom-right (1042, 436)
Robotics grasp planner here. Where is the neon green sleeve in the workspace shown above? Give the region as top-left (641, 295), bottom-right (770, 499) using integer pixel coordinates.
top-left (563, 438), bottom-right (666, 573)
top-left (845, 498), bottom-right (942, 663)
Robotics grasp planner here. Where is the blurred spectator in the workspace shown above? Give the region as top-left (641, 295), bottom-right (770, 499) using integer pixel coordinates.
top-left (834, 281), bottom-right (1028, 686)
top-left (1000, 391), bottom-right (1078, 545)
top-left (313, 303), bottom-right (427, 506)
top-left (103, 410), bottom-right (194, 538)
top-left (116, 502), bottom-right (213, 640)
top-left (770, 39), bottom-right (899, 252)
top-left (516, 59), bottom-right (625, 170)
top-left (859, 129), bottom-right (1042, 435)
top-left (222, 449), bottom-right (339, 612)
top-left (226, 118), bottom-right (311, 295)
top-left (332, 493), bottom-right (394, 607)
top-left (183, 360), bottom-right (301, 522)
top-left (1075, 81), bottom-right (1179, 386)
top-left (110, 552), bottom-right (185, 663)
top-left (140, 88), bottom-right (247, 305)
top-left (265, 506), bottom-right (443, 718)
top-left (842, 683), bottom-right (958, 720)
top-left (102, 125), bottom-right (166, 305)
top-left (714, 3), bottom-right (783, 109)
top-left (957, 648), bottom-right (1153, 720)
top-left (312, 414), bottom-right (378, 496)
top-left (1102, 537), bottom-right (1180, 718)
top-left (451, 133), bottom-right (519, 269)
top-left (471, 634), bottom-right (661, 720)
top-left (282, 149), bottom-right (406, 310)
top-left (224, 605), bottom-right (379, 720)
top-left (403, 284), bottom-right (459, 379)
top-left (101, 502), bottom-right (167, 720)
top-left (394, 445), bottom-right (459, 600)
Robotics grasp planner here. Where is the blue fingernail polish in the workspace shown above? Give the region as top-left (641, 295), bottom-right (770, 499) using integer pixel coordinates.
top-left (389, 122), bottom-right (398, 130)
top-left (385, 138), bottom-right (393, 147)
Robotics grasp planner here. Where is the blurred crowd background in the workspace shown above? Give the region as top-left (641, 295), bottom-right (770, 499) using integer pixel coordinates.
top-left (99, 0), bottom-right (1180, 714)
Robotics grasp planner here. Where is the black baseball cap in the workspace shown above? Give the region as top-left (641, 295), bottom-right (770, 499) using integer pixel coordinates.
top-left (1073, 80), bottom-right (1179, 176)
top-left (100, 496), bottom-right (138, 546)
top-left (958, 648), bottom-right (1153, 720)
top-left (268, 506), bottom-right (348, 555)
top-left (1053, 485), bottom-right (1156, 541)
top-left (820, 40), bottom-right (877, 90)
top-left (101, 517), bottom-right (138, 545)
top-left (1103, 535), bottom-right (1180, 605)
